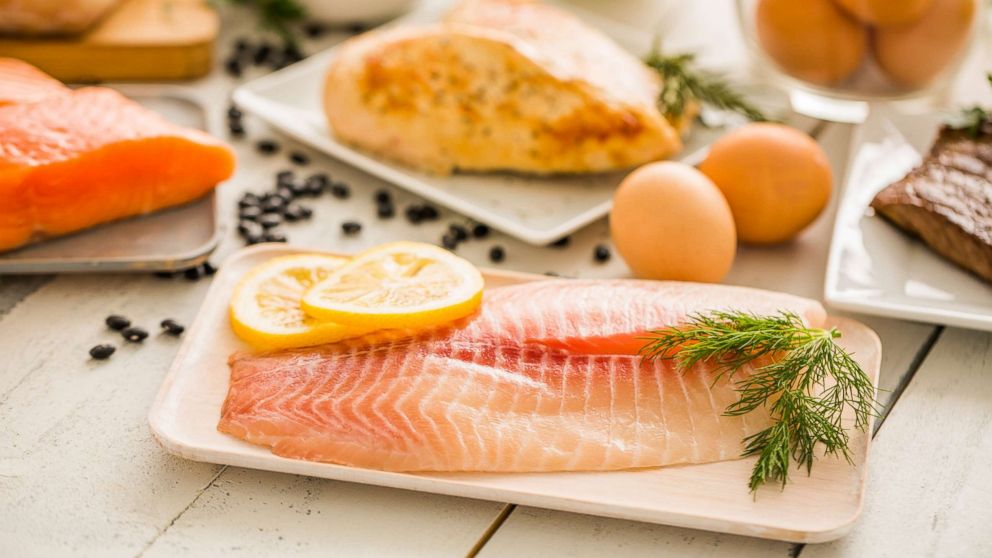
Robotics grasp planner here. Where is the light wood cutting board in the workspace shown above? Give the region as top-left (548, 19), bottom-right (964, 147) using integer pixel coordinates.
top-left (148, 244), bottom-right (882, 543)
top-left (0, 0), bottom-right (218, 81)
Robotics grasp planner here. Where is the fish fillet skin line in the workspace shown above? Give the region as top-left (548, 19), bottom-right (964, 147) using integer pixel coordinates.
top-left (219, 280), bottom-right (825, 472)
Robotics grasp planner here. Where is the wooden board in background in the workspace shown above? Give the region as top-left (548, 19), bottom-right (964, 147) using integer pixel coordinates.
top-left (148, 244), bottom-right (883, 544)
top-left (0, 0), bottom-right (218, 81)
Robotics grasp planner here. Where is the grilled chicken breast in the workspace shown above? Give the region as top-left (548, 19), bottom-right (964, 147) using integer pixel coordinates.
top-left (323, 0), bottom-right (682, 175)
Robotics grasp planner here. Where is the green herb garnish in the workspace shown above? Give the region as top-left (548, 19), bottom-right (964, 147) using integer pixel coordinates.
top-left (947, 73), bottom-right (992, 139)
top-left (640, 311), bottom-right (879, 493)
top-left (644, 49), bottom-right (768, 123)
top-left (222, 0), bottom-right (307, 48)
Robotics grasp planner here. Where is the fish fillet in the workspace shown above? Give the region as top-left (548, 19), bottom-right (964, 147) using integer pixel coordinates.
top-left (0, 63), bottom-right (235, 253)
top-left (219, 280), bottom-right (826, 472)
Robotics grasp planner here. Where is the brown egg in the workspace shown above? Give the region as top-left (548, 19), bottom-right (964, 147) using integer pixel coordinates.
top-left (699, 123), bottom-right (832, 245)
top-left (610, 162), bottom-right (736, 283)
top-left (874, 0), bottom-right (976, 88)
top-left (756, 0), bottom-right (868, 86)
top-left (831, 0), bottom-right (934, 26)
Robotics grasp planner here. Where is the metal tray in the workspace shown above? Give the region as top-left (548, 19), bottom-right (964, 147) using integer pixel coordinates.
top-left (0, 87), bottom-right (222, 274)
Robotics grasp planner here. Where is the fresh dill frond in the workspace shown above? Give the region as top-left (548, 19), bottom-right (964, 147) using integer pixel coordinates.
top-left (947, 73), bottom-right (992, 139)
top-left (222, 0), bottom-right (307, 48)
top-left (641, 310), bottom-right (880, 493)
top-left (643, 50), bottom-right (768, 123)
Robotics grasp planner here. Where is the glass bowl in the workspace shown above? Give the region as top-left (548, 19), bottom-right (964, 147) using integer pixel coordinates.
top-left (736, 0), bottom-right (985, 121)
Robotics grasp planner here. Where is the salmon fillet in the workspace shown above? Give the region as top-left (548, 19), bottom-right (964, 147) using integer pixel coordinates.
top-left (0, 73), bottom-right (235, 253)
top-left (219, 280), bottom-right (825, 473)
top-left (0, 58), bottom-right (69, 107)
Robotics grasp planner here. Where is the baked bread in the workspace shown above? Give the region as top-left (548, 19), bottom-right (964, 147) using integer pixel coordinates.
top-left (323, 0), bottom-right (682, 175)
top-left (0, 0), bottom-right (121, 35)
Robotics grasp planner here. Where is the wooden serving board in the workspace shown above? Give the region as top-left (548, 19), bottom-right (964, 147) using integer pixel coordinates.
top-left (148, 245), bottom-right (882, 544)
top-left (0, 0), bottom-right (217, 81)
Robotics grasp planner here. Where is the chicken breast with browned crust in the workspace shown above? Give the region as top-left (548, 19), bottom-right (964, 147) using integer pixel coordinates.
top-left (323, 0), bottom-right (682, 175)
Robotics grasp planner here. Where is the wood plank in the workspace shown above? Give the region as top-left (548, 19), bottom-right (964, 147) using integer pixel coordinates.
top-left (800, 328), bottom-right (992, 558)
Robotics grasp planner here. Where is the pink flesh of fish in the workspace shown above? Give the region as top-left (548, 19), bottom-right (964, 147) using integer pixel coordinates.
top-left (219, 279), bottom-right (826, 472)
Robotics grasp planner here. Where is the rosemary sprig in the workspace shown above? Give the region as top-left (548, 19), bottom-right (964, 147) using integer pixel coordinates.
top-left (643, 49), bottom-right (768, 123)
top-left (640, 310), bottom-right (879, 493)
top-left (222, 0), bottom-right (307, 48)
top-left (947, 73), bottom-right (992, 139)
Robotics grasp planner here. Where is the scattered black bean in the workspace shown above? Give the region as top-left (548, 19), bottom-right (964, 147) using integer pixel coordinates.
top-left (253, 42), bottom-right (273, 65)
top-left (121, 327), bottom-right (149, 343)
top-left (471, 223), bottom-right (490, 238)
top-left (289, 151), bottom-right (310, 165)
top-left (376, 203), bottom-right (395, 219)
top-left (238, 220), bottom-right (264, 238)
top-left (550, 236), bottom-right (570, 248)
top-left (228, 121), bottom-right (245, 137)
top-left (276, 170), bottom-right (295, 185)
top-left (341, 221), bottom-right (362, 235)
top-left (405, 205), bottom-right (425, 224)
top-left (256, 139), bottom-right (279, 154)
top-left (238, 193), bottom-right (260, 208)
top-left (441, 233), bottom-right (459, 250)
top-left (347, 22), bottom-right (368, 33)
top-left (283, 204), bottom-right (313, 222)
top-left (105, 315), bottom-right (131, 331)
top-left (447, 224), bottom-right (467, 242)
top-left (489, 245), bottom-right (506, 263)
top-left (153, 271), bottom-right (177, 279)
top-left (303, 22), bottom-right (326, 38)
top-left (307, 173), bottom-right (329, 187)
top-left (304, 174), bottom-right (328, 196)
top-left (160, 319), bottom-right (185, 336)
top-left (261, 196), bottom-right (287, 213)
top-left (224, 57), bottom-right (243, 77)
top-left (239, 206), bottom-right (263, 221)
top-left (593, 244), bottom-right (611, 263)
top-left (259, 213), bottom-right (283, 229)
top-left (276, 186), bottom-right (295, 201)
top-left (287, 180), bottom-right (308, 197)
top-left (227, 105), bottom-right (243, 120)
top-left (184, 267), bottom-right (202, 281)
top-left (374, 189), bottom-right (391, 204)
top-left (234, 38), bottom-right (251, 54)
top-left (245, 233), bottom-right (264, 245)
top-left (263, 230), bottom-right (288, 243)
top-left (330, 182), bottom-right (350, 199)
top-left (89, 344), bottom-right (116, 360)
top-left (282, 45), bottom-right (304, 63)
top-left (420, 204), bottom-right (440, 220)
top-left (202, 261), bottom-right (218, 276)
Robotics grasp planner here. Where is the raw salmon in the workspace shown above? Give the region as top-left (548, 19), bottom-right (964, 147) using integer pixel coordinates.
top-left (0, 61), bottom-right (235, 253)
top-left (0, 58), bottom-right (68, 107)
top-left (219, 280), bottom-right (826, 473)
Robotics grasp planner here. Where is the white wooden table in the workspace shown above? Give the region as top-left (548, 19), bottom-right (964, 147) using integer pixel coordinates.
top-left (1, 1), bottom-right (990, 556)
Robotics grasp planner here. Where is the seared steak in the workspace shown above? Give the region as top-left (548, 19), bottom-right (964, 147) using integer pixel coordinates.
top-left (870, 119), bottom-right (992, 283)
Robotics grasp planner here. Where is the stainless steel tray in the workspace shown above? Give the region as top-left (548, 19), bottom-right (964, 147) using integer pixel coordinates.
top-left (0, 87), bottom-right (223, 274)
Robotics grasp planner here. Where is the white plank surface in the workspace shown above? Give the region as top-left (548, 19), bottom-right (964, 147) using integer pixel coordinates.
top-left (801, 328), bottom-right (992, 558)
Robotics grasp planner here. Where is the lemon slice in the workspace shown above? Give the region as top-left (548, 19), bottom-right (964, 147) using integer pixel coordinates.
top-left (230, 254), bottom-right (372, 349)
top-left (301, 241), bottom-right (484, 330)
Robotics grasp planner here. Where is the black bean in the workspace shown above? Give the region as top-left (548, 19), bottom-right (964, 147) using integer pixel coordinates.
top-left (550, 236), bottom-right (570, 248)
top-left (377, 203), bottom-right (395, 219)
top-left (160, 319), bottom-right (185, 336)
top-left (238, 220), bottom-right (264, 238)
top-left (153, 271), bottom-right (177, 279)
top-left (306, 173), bottom-right (329, 187)
top-left (448, 224), bottom-right (468, 242)
top-left (304, 175), bottom-right (327, 197)
top-left (405, 205), bottom-right (425, 224)
top-left (224, 57), bottom-right (243, 77)
top-left (289, 151), bottom-right (310, 165)
top-left (346, 22), bottom-right (368, 33)
top-left (276, 186), bottom-right (295, 200)
top-left (263, 230), bottom-right (287, 243)
top-left (283, 204), bottom-right (312, 222)
top-left (276, 170), bottom-right (295, 184)
top-left (234, 38), bottom-right (251, 54)
top-left (488, 245), bottom-right (506, 263)
top-left (184, 267), bottom-right (202, 281)
top-left (244, 233), bottom-right (264, 245)
top-left (238, 193), bottom-right (260, 208)
top-left (261, 196), bottom-right (287, 213)
top-left (303, 22), bottom-right (325, 38)
top-left (374, 189), bottom-right (391, 204)
top-left (253, 42), bottom-right (273, 65)
top-left (341, 221), bottom-right (362, 235)
top-left (420, 204), bottom-right (440, 220)
top-left (105, 315), bottom-right (131, 331)
top-left (228, 121), bottom-right (245, 137)
top-left (256, 139), bottom-right (279, 154)
top-left (330, 182), bottom-right (350, 199)
top-left (259, 213), bottom-right (282, 229)
top-left (227, 105), bottom-right (243, 120)
top-left (121, 327), bottom-right (149, 343)
top-left (441, 233), bottom-right (459, 250)
top-left (202, 261), bottom-right (218, 276)
top-left (89, 344), bottom-right (116, 360)
top-left (471, 223), bottom-right (490, 238)
top-left (593, 244), bottom-right (611, 263)
top-left (282, 45), bottom-right (304, 63)
top-left (239, 206), bottom-right (262, 221)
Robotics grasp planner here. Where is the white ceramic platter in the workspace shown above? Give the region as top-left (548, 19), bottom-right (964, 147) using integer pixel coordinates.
top-left (233, 2), bottom-right (806, 245)
top-left (825, 106), bottom-right (992, 331)
top-left (150, 244), bottom-right (881, 543)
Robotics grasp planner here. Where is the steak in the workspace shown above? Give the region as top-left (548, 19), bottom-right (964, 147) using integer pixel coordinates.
top-left (870, 119), bottom-right (992, 283)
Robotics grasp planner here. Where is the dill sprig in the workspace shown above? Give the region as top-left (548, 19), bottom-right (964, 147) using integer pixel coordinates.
top-left (643, 49), bottom-right (768, 123)
top-left (222, 0), bottom-right (307, 48)
top-left (640, 311), bottom-right (879, 493)
top-left (947, 73), bottom-right (992, 139)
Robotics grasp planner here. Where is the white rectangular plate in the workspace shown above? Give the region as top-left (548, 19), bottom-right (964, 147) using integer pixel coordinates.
top-left (150, 245), bottom-right (880, 543)
top-left (825, 106), bottom-right (992, 331)
top-left (232, 3), bottom-right (804, 245)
